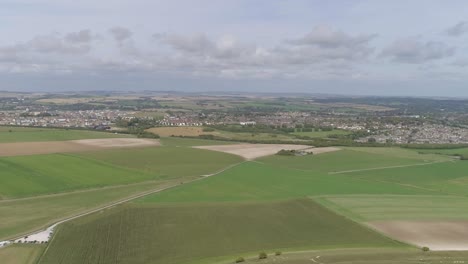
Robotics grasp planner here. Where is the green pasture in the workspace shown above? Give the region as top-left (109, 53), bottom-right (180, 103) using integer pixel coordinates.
top-left (39, 199), bottom-right (401, 264)
top-left (0, 126), bottom-right (131, 143)
top-left (316, 195), bottom-right (468, 222)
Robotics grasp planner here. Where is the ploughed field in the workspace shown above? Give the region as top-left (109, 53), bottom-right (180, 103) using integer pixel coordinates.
top-left (3, 129), bottom-right (468, 264)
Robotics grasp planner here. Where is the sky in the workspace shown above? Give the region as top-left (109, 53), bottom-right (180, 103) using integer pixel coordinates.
top-left (1, 0), bottom-right (468, 96)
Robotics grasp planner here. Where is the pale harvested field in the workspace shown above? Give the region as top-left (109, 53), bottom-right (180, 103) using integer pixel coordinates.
top-left (194, 144), bottom-right (312, 160)
top-left (368, 221), bottom-right (468, 251)
top-left (147, 127), bottom-right (217, 137)
top-left (0, 138), bottom-right (159, 157)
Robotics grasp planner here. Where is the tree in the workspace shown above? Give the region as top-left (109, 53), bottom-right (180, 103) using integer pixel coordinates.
top-left (422, 246), bottom-right (430, 252)
top-left (275, 251), bottom-right (282, 256)
top-left (367, 137), bottom-right (377, 143)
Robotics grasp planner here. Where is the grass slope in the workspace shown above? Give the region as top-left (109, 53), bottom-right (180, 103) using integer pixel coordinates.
top-left (39, 199), bottom-right (402, 264)
top-left (0, 126), bottom-right (131, 143)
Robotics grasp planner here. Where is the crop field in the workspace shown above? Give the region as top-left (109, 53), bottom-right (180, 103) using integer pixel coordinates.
top-left (0, 244), bottom-right (45, 264)
top-left (39, 199), bottom-right (401, 264)
top-left (0, 126), bottom-right (132, 143)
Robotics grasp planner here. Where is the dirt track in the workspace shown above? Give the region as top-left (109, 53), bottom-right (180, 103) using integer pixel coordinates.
top-left (194, 144), bottom-right (315, 160)
top-left (368, 221), bottom-right (468, 250)
top-left (0, 138), bottom-right (160, 157)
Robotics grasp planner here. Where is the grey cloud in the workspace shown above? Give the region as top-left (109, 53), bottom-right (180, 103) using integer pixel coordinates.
top-left (109, 27), bottom-right (133, 43)
top-left (65, 30), bottom-right (93, 43)
top-left (381, 38), bottom-right (455, 63)
top-left (445, 21), bottom-right (468, 37)
top-left (288, 26), bottom-right (377, 49)
top-left (28, 34), bottom-right (91, 54)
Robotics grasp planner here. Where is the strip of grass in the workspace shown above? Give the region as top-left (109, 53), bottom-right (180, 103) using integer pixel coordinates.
top-left (0, 126), bottom-right (132, 143)
top-left (39, 199), bottom-right (403, 264)
top-left (315, 195), bottom-right (468, 222)
top-left (0, 244), bottom-right (45, 264)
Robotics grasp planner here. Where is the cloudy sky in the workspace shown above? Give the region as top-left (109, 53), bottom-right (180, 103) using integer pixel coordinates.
top-left (1, 0), bottom-right (468, 96)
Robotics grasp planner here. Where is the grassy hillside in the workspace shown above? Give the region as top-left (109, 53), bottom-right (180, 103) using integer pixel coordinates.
top-left (0, 126), bottom-right (131, 143)
top-left (39, 199), bottom-right (402, 264)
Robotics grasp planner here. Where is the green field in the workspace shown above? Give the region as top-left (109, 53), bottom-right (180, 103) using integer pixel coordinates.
top-left (0, 126), bottom-right (132, 143)
top-left (0, 146), bottom-right (242, 198)
top-left (39, 199), bottom-right (402, 264)
top-left (74, 146), bottom-right (242, 178)
top-left (316, 195), bottom-right (468, 222)
top-left (0, 244), bottom-right (45, 264)
top-left (139, 161), bottom-right (437, 203)
top-left (257, 148), bottom-right (449, 173)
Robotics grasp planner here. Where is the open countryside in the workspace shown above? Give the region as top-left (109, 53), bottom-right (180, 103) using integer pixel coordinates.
top-left (2, 123), bottom-right (468, 264)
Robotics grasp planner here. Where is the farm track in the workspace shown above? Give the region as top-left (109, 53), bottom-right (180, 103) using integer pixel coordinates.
top-left (0, 180), bottom-right (167, 203)
top-left (2, 161), bottom-right (247, 248)
top-left (328, 160), bottom-right (450, 175)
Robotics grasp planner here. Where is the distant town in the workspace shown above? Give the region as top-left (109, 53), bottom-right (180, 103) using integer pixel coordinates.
top-left (2, 91), bottom-right (468, 145)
